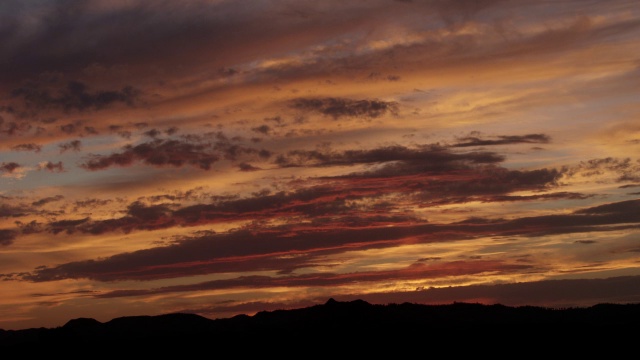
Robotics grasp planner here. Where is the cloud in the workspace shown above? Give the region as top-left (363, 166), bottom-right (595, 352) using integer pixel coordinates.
top-left (0, 204), bottom-right (29, 218)
top-left (38, 161), bottom-right (64, 172)
top-left (96, 260), bottom-right (529, 298)
top-left (323, 275), bottom-right (640, 310)
top-left (143, 129), bottom-right (162, 138)
top-left (238, 162), bottom-right (261, 172)
top-left (60, 123), bottom-right (79, 134)
top-left (0, 229), bottom-right (17, 246)
top-left (20, 197), bottom-right (640, 282)
top-left (49, 218), bottom-right (91, 235)
top-left (0, 162), bottom-right (20, 173)
top-left (11, 143), bottom-right (42, 152)
top-left (32, 195), bottom-right (65, 207)
top-left (275, 144), bottom-right (504, 170)
top-left (289, 97), bottom-right (399, 119)
top-left (81, 139), bottom-right (220, 171)
top-left (452, 134), bottom-right (551, 147)
top-left (0, 120), bottom-right (32, 136)
top-left (26, 143), bottom-right (567, 238)
top-left (561, 157), bottom-right (640, 183)
top-left (251, 125), bottom-right (271, 135)
top-left (11, 81), bottom-right (139, 112)
top-left (81, 137), bottom-right (271, 171)
top-left (58, 140), bottom-right (82, 153)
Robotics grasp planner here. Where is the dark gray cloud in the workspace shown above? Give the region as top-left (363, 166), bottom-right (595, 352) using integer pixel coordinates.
top-left (73, 198), bottom-right (112, 210)
top-left (39, 161), bottom-right (64, 172)
top-left (81, 139), bottom-right (220, 171)
top-left (289, 97), bottom-right (399, 119)
top-left (60, 123), bottom-right (78, 134)
top-left (143, 129), bottom-right (162, 138)
top-left (0, 162), bottom-right (20, 173)
top-left (49, 218), bottom-right (91, 235)
top-left (562, 157), bottom-right (640, 182)
top-left (251, 125), bottom-right (271, 134)
top-left (0, 120), bottom-right (32, 136)
top-left (11, 143), bottom-right (42, 152)
top-left (276, 144), bottom-right (504, 169)
top-left (0, 229), bottom-right (17, 246)
top-left (0, 204), bottom-right (29, 218)
top-left (58, 139), bottom-right (82, 153)
top-left (11, 81), bottom-right (139, 112)
top-left (452, 134), bottom-right (551, 147)
top-left (32, 195), bottom-right (65, 207)
top-left (0, 0), bottom-right (397, 86)
top-left (238, 162), bottom-right (261, 172)
top-left (81, 137), bottom-right (271, 171)
top-left (84, 126), bottom-right (99, 135)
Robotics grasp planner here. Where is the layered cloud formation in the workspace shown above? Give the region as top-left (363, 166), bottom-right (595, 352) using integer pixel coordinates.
top-left (1, 0), bottom-right (639, 330)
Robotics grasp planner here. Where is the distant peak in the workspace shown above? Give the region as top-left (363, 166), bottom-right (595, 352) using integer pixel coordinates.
top-left (63, 317), bottom-right (102, 328)
top-left (325, 298), bottom-right (338, 305)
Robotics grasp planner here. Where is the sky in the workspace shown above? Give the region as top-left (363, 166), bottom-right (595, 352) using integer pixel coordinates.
top-left (1, 0), bottom-right (640, 330)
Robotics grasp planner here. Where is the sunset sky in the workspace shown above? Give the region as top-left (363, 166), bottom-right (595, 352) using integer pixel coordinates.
top-left (1, 0), bottom-right (640, 330)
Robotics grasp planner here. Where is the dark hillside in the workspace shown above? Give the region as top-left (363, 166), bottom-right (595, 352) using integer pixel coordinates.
top-left (2, 299), bottom-right (639, 347)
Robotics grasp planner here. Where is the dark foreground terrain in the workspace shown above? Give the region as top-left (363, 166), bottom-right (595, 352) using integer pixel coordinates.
top-left (2, 298), bottom-right (640, 347)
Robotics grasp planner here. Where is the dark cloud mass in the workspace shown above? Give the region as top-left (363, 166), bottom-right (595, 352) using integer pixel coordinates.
top-left (452, 134), bottom-right (551, 147)
top-left (0, 162), bottom-right (20, 173)
top-left (81, 139), bottom-right (220, 171)
top-left (289, 97), bottom-right (399, 119)
top-left (276, 144), bottom-right (504, 169)
top-left (32, 195), bottom-right (65, 207)
top-left (0, 229), bottom-right (17, 246)
top-left (58, 140), bottom-right (82, 153)
top-left (81, 138), bottom-right (270, 171)
top-left (11, 143), bottom-right (42, 152)
top-left (11, 81), bottom-right (139, 112)
top-left (0, 204), bottom-right (29, 218)
top-left (39, 161), bottom-right (64, 172)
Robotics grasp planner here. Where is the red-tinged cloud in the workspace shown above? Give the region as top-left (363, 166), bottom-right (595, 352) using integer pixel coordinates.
top-left (289, 97), bottom-right (399, 119)
top-left (21, 198), bottom-right (640, 282)
top-left (95, 260), bottom-right (530, 298)
top-left (37, 158), bottom-right (565, 237)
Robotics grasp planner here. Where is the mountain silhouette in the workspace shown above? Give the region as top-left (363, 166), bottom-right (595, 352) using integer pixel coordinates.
top-left (2, 298), bottom-right (640, 347)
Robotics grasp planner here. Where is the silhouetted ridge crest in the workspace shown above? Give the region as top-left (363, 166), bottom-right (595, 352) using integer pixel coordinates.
top-left (3, 299), bottom-right (640, 347)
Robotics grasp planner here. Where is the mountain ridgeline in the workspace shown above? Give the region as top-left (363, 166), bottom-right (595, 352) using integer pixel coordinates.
top-left (2, 299), bottom-right (640, 346)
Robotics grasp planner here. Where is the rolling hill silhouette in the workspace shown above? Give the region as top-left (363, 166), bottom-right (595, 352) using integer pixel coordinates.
top-left (2, 298), bottom-right (640, 347)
